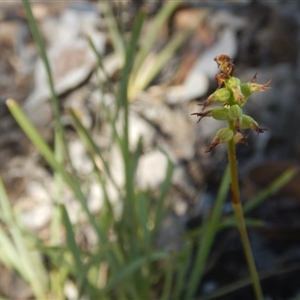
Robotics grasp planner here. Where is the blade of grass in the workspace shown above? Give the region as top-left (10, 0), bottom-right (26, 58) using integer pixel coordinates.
top-left (116, 12), bottom-right (146, 261)
top-left (203, 262), bottom-right (300, 300)
top-left (6, 100), bottom-right (119, 273)
top-left (7, 99), bottom-right (83, 201)
top-left (153, 157), bottom-right (174, 237)
top-left (173, 242), bottom-right (193, 300)
top-left (100, 0), bottom-right (125, 66)
top-left (185, 166), bottom-right (230, 299)
top-left (102, 252), bottom-right (168, 294)
top-left (60, 204), bottom-right (83, 273)
top-left (70, 109), bottom-right (120, 196)
top-left (0, 174), bottom-right (47, 298)
top-left (131, 0), bottom-right (182, 80)
top-left (221, 167), bottom-right (298, 228)
top-left (60, 205), bottom-right (86, 293)
top-left (87, 36), bottom-right (116, 94)
top-left (22, 0), bottom-right (60, 121)
top-left (129, 29), bottom-right (190, 101)
top-left (161, 257), bottom-right (174, 300)
top-left (243, 167), bottom-right (298, 214)
top-left (22, 0), bottom-right (83, 220)
top-left (51, 128), bottom-right (64, 245)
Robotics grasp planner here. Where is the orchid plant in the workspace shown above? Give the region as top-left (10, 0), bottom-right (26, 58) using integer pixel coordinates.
top-left (192, 54), bottom-right (271, 300)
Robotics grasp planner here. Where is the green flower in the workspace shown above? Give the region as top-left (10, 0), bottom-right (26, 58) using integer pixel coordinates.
top-left (241, 115), bottom-right (268, 133)
top-left (226, 77), bottom-right (246, 106)
top-left (228, 104), bottom-right (243, 131)
top-left (198, 88), bottom-right (231, 109)
top-left (206, 128), bottom-right (234, 152)
top-left (191, 106), bottom-right (229, 123)
top-left (241, 74), bottom-right (271, 99)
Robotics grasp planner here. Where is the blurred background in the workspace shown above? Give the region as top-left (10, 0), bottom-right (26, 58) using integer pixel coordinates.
top-left (0, 1), bottom-right (300, 299)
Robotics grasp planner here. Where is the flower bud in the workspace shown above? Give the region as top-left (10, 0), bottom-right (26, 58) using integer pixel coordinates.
top-left (198, 88), bottom-right (231, 109)
top-left (211, 107), bottom-right (230, 121)
top-left (191, 106), bottom-right (230, 123)
top-left (241, 115), bottom-right (268, 133)
top-left (240, 78), bottom-right (271, 99)
top-left (229, 104), bottom-right (243, 130)
top-left (205, 128), bottom-right (234, 152)
top-left (249, 80), bottom-right (271, 93)
top-left (216, 127), bottom-right (234, 142)
top-left (226, 77), bottom-right (245, 105)
top-left (228, 104), bottom-right (242, 119)
top-left (240, 83), bottom-right (252, 99)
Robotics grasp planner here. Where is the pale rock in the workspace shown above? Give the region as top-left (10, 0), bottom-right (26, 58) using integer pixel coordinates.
top-left (22, 202), bottom-right (52, 231)
top-left (136, 150), bottom-right (168, 189)
top-left (129, 112), bottom-right (155, 149)
top-left (68, 139), bottom-right (93, 176)
top-left (23, 5), bottom-right (106, 127)
top-left (166, 27), bottom-right (238, 103)
top-left (19, 181), bottom-right (52, 230)
top-left (190, 27), bottom-right (237, 79)
top-left (88, 181), bottom-right (104, 213)
top-left (151, 105), bottom-right (195, 159)
top-left (166, 72), bottom-right (209, 104)
top-left (64, 280), bottom-right (78, 300)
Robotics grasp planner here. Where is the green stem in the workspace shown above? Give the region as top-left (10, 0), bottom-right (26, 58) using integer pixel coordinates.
top-left (227, 121), bottom-right (263, 300)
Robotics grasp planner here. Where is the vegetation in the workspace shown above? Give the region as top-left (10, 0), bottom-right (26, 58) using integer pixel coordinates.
top-left (0, 1), bottom-right (296, 299)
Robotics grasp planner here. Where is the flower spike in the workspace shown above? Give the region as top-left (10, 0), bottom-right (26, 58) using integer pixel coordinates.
top-left (193, 54), bottom-right (270, 152)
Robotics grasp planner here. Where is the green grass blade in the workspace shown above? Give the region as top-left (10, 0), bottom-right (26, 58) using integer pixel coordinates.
top-left (173, 242), bottom-right (193, 300)
top-left (87, 36), bottom-right (116, 94)
top-left (0, 173), bottom-right (13, 220)
top-left (0, 175), bottom-right (47, 298)
top-left (153, 157), bottom-right (174, 236)
top-left (22, 0), bottom-right (81, 203)
top-left (6, 99), bottom-right (113, 252)
top-left (161, 258), bottom-right (174, 300)
top-left (117, 12), bottom-right (146, 261)
top-left (244, 167), bottom-right (298, 214)
top-left (100, 0), bottom-right (125, 66)
top-left (22, 0), bottom-right (60, 122)
top-left (129, 30), bottom-right (189, 101)
top-left (131, 0), bottom-right (182, 80)
top-left (51, 128), bottom-right (64, 245)
top-left (60, 205), bottom-right (83, 272)
top-left (70, 109), bottom-right (120, 195)
top-left (185, 166), bottom-right (230, 299)
top-left (137, 192), bottom-right (150, 255)
top-left (7, 99), bottom-right (79, 196)
top-left (103, 252), bottom-right (168, 294)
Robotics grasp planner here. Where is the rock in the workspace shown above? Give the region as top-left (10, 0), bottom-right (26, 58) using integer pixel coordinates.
top-left (136, 150), bottom-right (169, 189)
top-left (68, 139), bottom-right (93, 175)
top-left (23, 4), bottom-right (106, 127)
top-left (128, 111), bottom-right (155, 150)
top-left (166, 71), bottom-right (209, 104)
top-left (21, 199), bottom-right (52, 231)
top-left (166, 27), bottom-right (237, 103)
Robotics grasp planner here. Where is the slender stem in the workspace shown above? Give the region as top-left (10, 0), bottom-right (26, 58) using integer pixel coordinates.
top-left (227, 121), bottom-right (263, 300)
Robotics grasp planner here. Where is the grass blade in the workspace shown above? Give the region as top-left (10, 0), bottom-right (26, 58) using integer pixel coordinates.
top-left (60, 205), bottom-right (83, 273)
top-left (244, 167), bottom-right (298, 214)
top-left (103, 252), bottom-right (168, 294)
top-left (185, 166), bottom-right (230, 299)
